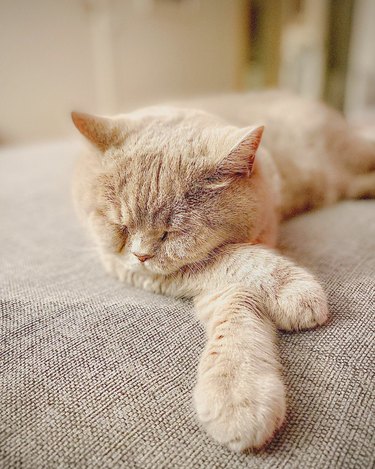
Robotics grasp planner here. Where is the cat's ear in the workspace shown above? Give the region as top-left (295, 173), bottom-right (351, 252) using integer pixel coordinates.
top-left (71, 111), bottom-right (124, 152)
top-left (217, 125), bottom-right (264, 178)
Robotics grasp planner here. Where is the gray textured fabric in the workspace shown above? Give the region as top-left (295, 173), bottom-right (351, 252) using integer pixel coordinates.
top-left (0, 141), bottom-right (374, 469)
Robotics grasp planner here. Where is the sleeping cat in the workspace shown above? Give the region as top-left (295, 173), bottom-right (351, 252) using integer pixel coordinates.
top-left (71, 91), bottom-right (375, 452)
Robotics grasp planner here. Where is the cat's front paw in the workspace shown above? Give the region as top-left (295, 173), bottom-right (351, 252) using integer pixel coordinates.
top-left (272, 276), bottom-right (329, 331)
top-left (265, 261), bottom-right (329, 331)
top-left (193, 358), bottom-right (286, 452)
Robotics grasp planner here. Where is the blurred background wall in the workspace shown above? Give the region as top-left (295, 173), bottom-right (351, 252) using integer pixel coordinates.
top-left (0, 0), bottom-right (374, 144)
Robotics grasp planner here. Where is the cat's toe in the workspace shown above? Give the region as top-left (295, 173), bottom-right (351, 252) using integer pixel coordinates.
top-left (194, 372), bottom-right (286, 452)
top-left (274, 281), bottom-right (329, 331)
top-left (298, 299), bottom-right (329, 330)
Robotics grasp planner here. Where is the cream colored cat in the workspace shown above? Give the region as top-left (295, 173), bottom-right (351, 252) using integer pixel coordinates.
top-left (71, 91), bottom-right (375, 452)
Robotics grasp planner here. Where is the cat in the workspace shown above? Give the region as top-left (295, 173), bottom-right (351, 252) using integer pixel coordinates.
top-left (71, 90), bottom-right (375, 452)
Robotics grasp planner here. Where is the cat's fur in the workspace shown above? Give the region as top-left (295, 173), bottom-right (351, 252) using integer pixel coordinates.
top-left (72, 91), bottom-right (375, 452)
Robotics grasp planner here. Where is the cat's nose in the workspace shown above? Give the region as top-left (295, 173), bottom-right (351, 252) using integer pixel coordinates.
top-left (133, 253), bottom-right (154, 263)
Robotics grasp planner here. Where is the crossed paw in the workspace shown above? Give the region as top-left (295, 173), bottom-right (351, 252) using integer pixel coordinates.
top-left (270, 275), bottom-right (329, 331)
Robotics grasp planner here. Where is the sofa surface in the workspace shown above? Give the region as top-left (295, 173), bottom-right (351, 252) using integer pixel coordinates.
top-left (0, 142), bottom-right (374, 468)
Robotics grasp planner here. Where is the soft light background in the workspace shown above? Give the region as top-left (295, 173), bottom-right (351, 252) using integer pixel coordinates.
top-left (0, 0), bottom-right (374, 144)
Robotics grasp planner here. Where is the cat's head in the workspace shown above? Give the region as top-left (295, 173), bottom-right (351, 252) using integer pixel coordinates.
top-left (72, 107), bottom-right (264, 275)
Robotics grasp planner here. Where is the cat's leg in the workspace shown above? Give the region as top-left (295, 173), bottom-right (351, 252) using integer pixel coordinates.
top-left (337, 132), bottom-right (375, 199)
top-left (193, 285), bottom-right (286, 452)
top-left (205, 245), bottom-right (329, 332)
top-left (341, 132), bottom-right (375, 174)
top-left (347, 172), bottom-right (375, 199)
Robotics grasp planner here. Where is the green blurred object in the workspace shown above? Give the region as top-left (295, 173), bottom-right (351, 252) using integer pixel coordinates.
top-left (244, 0), bottom-right (355, 111)
top-left (324, 0), bottom-right (354, 110)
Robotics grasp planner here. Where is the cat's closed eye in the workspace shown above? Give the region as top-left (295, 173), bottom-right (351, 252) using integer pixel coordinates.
top-left (160, 231), bottom-right (168, 241)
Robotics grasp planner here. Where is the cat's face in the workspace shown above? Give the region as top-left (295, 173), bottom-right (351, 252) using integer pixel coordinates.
top-left (73, 107), bottom-right (263, 275)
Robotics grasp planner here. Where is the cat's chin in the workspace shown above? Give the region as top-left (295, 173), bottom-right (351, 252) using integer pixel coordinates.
top-left (119, 251), bottom-right (185, 276)
top-left (125, 258), bottom-right (179, 276)
top-left (143, 263), bottom-right (179, 276)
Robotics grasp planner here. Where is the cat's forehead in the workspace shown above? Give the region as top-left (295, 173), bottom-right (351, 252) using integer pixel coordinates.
top-left (127, 123), bottom-right (210, 162)
top-left (120, 106), bottom-right (228, 159)
top-left (112, 116), bottom-right (215, 193)
top-left (107, 156), bottom-right (187, 229)
top-left (103, 109), bottom-right (232, 226)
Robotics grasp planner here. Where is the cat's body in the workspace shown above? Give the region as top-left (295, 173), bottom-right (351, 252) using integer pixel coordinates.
top-left (187, 91), bottom-right (375, 218)
top-left (72, 91), bottom-right (375, 452)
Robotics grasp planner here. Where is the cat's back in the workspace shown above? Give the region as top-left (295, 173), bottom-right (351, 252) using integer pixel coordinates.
top-left (187, 90), bottom-right (348, 217)
top-left (186, 90), bottom-right (345, 154)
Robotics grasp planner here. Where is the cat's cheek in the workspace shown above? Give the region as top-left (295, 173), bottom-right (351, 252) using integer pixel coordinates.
top-left (166, 241), bottom-right (187, 259)
top-left (149, 252), bottom-right (183, 275)
top-left (88, 214), bottom-right (126, 254)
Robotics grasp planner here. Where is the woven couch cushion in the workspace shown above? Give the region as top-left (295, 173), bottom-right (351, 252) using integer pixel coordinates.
top-left (0, 142), bottom-right (374, 468)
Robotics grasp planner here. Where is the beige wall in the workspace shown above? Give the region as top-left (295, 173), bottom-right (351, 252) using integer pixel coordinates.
top-left (0, 0), bottom-right (95, 143)
top-left (0, 0), bottom-right (247, 144)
